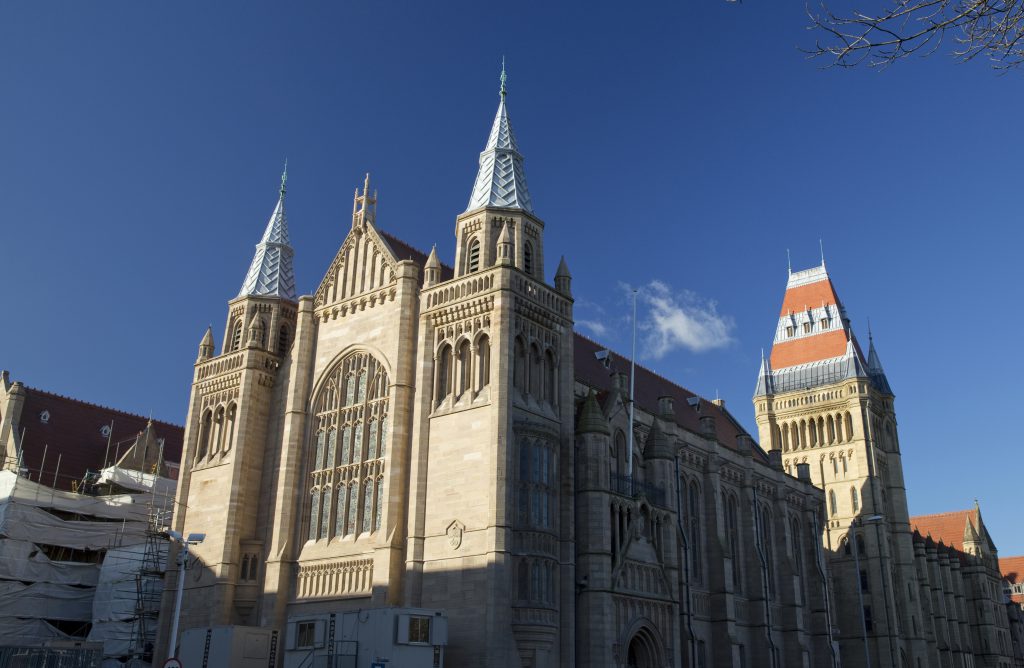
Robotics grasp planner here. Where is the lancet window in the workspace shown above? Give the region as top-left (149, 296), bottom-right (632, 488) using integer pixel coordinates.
top-left (307, 352), bottom-right (389, 542)
top-left (467, 237), bottom-right (481, 273)
top-left (229, 318), bottom-right (243, 352)
top-left (518, 436), bottom-right (557, 531)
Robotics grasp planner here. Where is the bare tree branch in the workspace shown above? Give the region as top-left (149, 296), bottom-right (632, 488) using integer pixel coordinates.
top-left (724, 0), bottom-right (1024, 69)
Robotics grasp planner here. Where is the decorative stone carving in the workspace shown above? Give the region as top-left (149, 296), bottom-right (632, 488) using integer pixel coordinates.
top-left (447, 520), bottom-right (465, 550)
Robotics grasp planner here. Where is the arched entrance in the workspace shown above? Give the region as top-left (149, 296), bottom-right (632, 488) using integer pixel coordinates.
top-left (624, 626), bottom-right (663, 668)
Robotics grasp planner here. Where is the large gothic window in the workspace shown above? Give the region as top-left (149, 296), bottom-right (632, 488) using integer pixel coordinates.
top-left (518, 437), bottom-right (556, 531)
top-left (307, 352), bottom-right (389, 542)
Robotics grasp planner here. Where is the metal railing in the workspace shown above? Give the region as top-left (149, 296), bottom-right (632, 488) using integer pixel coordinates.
top-left (0, 646), bottom-right (102, 668)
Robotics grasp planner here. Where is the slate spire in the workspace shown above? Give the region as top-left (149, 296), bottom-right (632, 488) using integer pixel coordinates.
top-left (465, 62), bottom-right (534, 213)
top-left (238, 164), bottom-right (297, 301)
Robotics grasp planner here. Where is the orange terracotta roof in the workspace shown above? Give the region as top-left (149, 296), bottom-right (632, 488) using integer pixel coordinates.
top-left (1000, 557), bottom-right (1024, 585)
top-left (910, 509), bottom-right (979, 553)
top-left (770, 329), bottom-right (851, 369)
top-left (779, 278), bottom-right (841, 316)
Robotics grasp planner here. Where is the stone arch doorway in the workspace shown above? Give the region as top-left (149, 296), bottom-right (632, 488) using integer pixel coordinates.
top-left (625, 625), bottom-right (663, 668)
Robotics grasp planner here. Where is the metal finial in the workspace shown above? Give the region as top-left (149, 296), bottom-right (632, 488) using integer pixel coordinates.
top-left (819, 238), bottom-right (825, 268)
top-left (786, 249), bottom-right (792, 275)
top-left (280, 159), bottom-right (288, 197)
top-left (867, 317), bottom-right (873, 342)
top-left (500, 56), bottom-right (507, 98)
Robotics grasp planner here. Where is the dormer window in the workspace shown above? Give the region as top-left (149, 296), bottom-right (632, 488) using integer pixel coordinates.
top-left (802, 322), bottom-right (812, 334)
top-left (39, 410), bottom-right (50, 424)
top-left (786, 326), bottom-right (795, 338)
top-left (820, 318), bottom-right (829, 330)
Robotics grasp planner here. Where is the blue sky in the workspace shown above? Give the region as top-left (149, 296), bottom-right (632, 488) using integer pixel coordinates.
top-left (2, 2), bottom-right (1021, 552)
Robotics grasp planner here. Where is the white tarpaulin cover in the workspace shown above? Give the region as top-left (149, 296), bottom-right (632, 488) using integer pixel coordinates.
top-left (0, 470), bottom-right (156, 523)
top-left (0, 538), bottom-right (99, 586)
top-left (0, 501), bottom-right (147, 550)
top-left (0, 581), bottom-right (94, 621)
top-left (96, 466), bottom-right (175, 501)
top-left (88, 543), bottom-right (167, 658)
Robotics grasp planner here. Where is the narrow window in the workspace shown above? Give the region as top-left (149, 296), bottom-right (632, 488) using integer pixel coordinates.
top-left (832, 458), bottom-right (838, 475)
top-left (320, 486), bottom-right (332, 540)
top-left (374, 476), bottom-right (384, 531)
top-left (361, 478), bottom-right (373, 533)
top-left (829, 489), bottom-right (837, 516)
top-left (467, 238), bottom-right (481, 273)
top-left (523, 241), bottom-right (534, 275)
top-left (803, 322), bottom-right (812, 334)
top-left (513, 338), bottom-right (527, 391)
top-left (224, 403), bottom-right (237, 453)
top-left (309, 489), bottom-right (320, 541)
top-left (545, 350), bottom-right (557, 404)
top-left (851, 487), bottom-right (859, 512)
top-left (476, 335), bottom-right (491, 389)
top-left (436, 344), bottom-right (453, 404)
top-left (278, 324), bottom-right (291, 355)
top-left (457, 340), bottom-right (471, 397)
top-left (229, 319), bottom-right (243, 352)
top-left (196, 410), bottom-right (212, 461)
top-left (529, 344), bottom-right (542, 397)
top-left (786, 326), bottom-right (795, 337)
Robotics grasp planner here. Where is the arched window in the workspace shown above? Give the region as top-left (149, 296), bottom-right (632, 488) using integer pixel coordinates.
top-left (307, 351), bottom-right (390, 542)
top-left (845, 412), bottom-right (854, 440)
top-left (544, 350), bottom-right (557, 405)
top-left (782, 424), bottom-right (790, 451)
top-left (518, 437), bottom-right (556, 531)
top-left (476, 334), bottom-right (490, 390)
top-left (212, 406), bottom-right (225, 455)
top-left (513, 338), bottom-right (527, 392)
top-left (612, 431), bottom-right (626, 477)
top-left (529, 344), bottom-right (542, 398)
top-left (435, 344), bottom-right (453, 405)
top-left (851, 487), bottom-right (859, 513)
top-left (229, 318), bottom-right (243, 352)
top-left (223, 403), bottom-right (237, 453)
top-left (196, 410), bottom-right (212, 461)
top-left (758, 506), bottom-right (774, 595)
top-left (827, 415), bottom-right (836, 443)
top-left (842, 456), bottom-right (848, 475)
top-left (467, 237), bottom-right (481, 273)
top-left (689, 482), bottom-right (703, 583)
top-left (524, 241), bottom-right (534, 276)
top-left (457, 340), bottom-right (471, 397)
top-left (835, 413), bottom-right (844, 442)
top-left (832, 457), bottom-right (838, 476)
top-left (725, 493), bottom-right (741, 593)
top-left (278, 324), bottom-right (291, 355)
top-left (829, 489), bottom-right (838, 516)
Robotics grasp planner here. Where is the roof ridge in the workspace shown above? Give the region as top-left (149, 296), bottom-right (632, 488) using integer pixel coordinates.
top-left (573, 332), bottom-right (703, 401)
top-left (24, 386), bottom-right (184, 429)
top-left (911, 509), bottom-right (974, 520)
top-left (377, 230), bottom-right (455, 272)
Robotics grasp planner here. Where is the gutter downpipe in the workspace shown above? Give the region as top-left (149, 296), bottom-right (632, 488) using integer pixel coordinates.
top-left (812, 508), bottom-right (841, 668)
top-left (752, 487), bottom-right (779, 668)
top-left (675, 454), bottom-right (696, 668)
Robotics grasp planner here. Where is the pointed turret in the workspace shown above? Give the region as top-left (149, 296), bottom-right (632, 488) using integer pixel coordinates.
top-left (753, 350), bottom-right (774, 397)
top-left (197, 326), bottom-right (215, 362)
top-left (424, 245), bottom-right (441, 287)
top-left (576, 390), bottom-right (610, 435)
top-left (246, 312), bottom-right (265, 348)
top-left (496, 222), bottom-right (513, 266)
top-left (866, 329), bottom-right (893, 395)
top-left (465, 63), bottom-right (533, 213)
top-left (554, 256), bottom-right (571, 296)
top-left (238, 166), bottom-right (297, 302)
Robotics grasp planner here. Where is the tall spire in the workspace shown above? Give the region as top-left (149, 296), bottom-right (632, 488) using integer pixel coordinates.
top-left (238, 165), bottom-right (297, 301)
top-left (866, 327), bottom-right (893, 394)
top-left (465, 62), bottom-right (534, 214)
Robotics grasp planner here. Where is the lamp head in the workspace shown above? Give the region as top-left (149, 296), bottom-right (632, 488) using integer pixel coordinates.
top-left (186, 533), bottom-right (207, 545)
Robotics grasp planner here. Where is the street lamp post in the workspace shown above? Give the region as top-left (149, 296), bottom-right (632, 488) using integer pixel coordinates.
top-left (165, 530), bottom-right (206, 663)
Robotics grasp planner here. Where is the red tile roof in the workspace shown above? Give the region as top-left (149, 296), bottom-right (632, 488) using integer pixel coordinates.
top-left (1000, 557), bottom-right (1024, 585)
top-left (770, 329), bottom-right (851, 369)
top-left (17, 387), bottom-right (184, 491)
top-left (779, 278), bottom-right (841, 316)
top-left (574, 334), bottom-right (764, 461)
top-left (910, 509), bottom-right (979, 553)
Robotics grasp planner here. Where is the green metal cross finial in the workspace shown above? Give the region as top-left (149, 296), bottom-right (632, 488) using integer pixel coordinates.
top-left (280, 159), bottom-right (288, 197)
top-left (500, 56), bottom-right (507, 98)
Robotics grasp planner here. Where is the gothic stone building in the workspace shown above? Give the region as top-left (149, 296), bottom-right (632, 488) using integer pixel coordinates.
top-left (157, 75), bottom-right (836, 667)
top-left (754, 266), bottom-right (1018, 668)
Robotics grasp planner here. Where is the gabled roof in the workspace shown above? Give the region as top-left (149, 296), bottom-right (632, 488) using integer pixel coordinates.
top-left (757, 263), bottom-right (892, 396)
top-left (378, 231), bottom-right (454, 283)
top-left (574, 334), bottom-right (764, 462)
top-left (465, 68), bottom-right (534, 214)
top-left (238, 174), bottom-right (297, 301)
top-left (1001, 556), bottom-right (1024, 585)
top-left (15, 386), bottom-right (184, 491)
top-left (910, 508), bottom-right (982, 554)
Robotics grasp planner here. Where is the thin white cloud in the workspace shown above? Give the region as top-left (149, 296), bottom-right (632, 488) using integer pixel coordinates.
top-left (576, 319), bottom-right (610, 338)
top-left (634, 280), bottom-right (734, 358)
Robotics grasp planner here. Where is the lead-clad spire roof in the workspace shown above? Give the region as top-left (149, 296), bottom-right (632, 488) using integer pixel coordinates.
top-left (238, 165), bottom-right (297, 302)
top-left (465, 63), bottom-right (534, 214)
